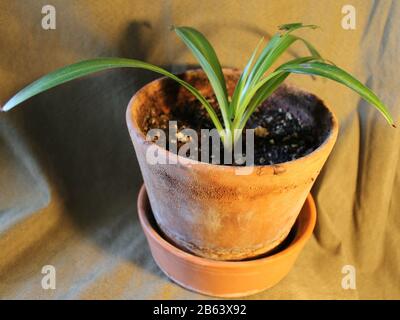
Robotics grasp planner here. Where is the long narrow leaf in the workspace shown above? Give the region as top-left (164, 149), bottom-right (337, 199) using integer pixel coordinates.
top-left (173, 27), bottom-right (230, 130)
top-left (291, 35), bottom-right (321, 59)
top-left (279, 61), bottom-right (395, 126)
top-left (248, 33), bottom-right (322, 88)
top-left (278, 23), bottom-right (318, 33)
top-left (245, 33), bottom-right (282, 87)
top-left (173, 27), bottom-right (226, 92)
top-left (230, 37), bottom-right (264, 118)
top-left (236, 72), bottom-right (289, 131)
top-left (1, 58), bottom-right (225, 133)
top-left (234, 52), bottom-right (322, 124)
top-left (234, 27), bottom-right (323, 124)
top-left (251, 56), bottom-right (322, 93)
top-left (246, 24), bottom-right (319, 88)
top-left (237, 56), bottom-right (321, 121)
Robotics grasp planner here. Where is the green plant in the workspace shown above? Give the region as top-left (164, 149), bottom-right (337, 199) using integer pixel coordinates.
top-left (1, 23), bottom-right (395, 150)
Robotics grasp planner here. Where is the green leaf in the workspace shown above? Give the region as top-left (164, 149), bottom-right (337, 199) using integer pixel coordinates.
top-left (230, 37), bottom-right (264, 118)
top-left (232, 28), bottom-right (322, 139)
top-left (278, 22), bottom-right (318, 32)
top-left (291, 35), bottom-right (321, 59)
top-left (246, 23), bottom-right (318, 87)
top-left (252, 56), bottom-right (322, 93)
top-left (238, 72), bottom-right (289, 130)
top-left (173, 26), bottom-right (226, 91)
top-left (245, 33), bottom-right (282, 87)
top-left (247, 27), bottom-right (321, 88)
top-left (1, 57), bottom-right (225, 133)
top-left (234, 25), bottom-right (322, 125)
top-left (278, 22), bottom-right (304, 30)
top-left (173, 26), bottom-right (230, 130)
top-left (234, 33), bottom-right (322, 125)
top-left (278, 61), bottom-right (395, 126)
top-left (231, 71), bottom-right (289, 143)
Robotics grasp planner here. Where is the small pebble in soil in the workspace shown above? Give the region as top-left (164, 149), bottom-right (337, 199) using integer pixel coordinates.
top-left (254, 126), bottom-right (269, 138)
top-left (176, 131), bottom-right (191, 143)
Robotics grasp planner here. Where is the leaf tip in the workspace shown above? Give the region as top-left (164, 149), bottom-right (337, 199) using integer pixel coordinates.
top-left (1, 107), bottom-right (10, 112)
top-left (169, 25), bottom-right (176, 31)
top-left (278, 22), bottom-right (320, 32)
top-left (278, 22), bottom-right (302, 30)
top-left (0, 98), bottom-right (14, 112)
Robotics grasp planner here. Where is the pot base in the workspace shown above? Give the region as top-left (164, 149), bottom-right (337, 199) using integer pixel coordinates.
top-left (137, 184), bottom-right (317, 298)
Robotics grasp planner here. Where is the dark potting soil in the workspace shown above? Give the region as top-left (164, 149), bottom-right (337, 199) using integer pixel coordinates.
top-left (142, 90), bottom-right (328, 166)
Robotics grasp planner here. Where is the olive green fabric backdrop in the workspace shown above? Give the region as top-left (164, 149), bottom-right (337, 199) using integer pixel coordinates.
top-left (0, 0), bottom-right (399, 299)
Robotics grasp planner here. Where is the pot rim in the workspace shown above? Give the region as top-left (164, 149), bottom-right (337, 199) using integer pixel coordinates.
top-left (137, 184), bottom-right (316, 268)
top-left (126, 68), bottom-right (339, 171)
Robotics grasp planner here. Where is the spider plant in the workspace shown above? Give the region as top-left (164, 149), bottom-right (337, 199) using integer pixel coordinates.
top-left (1, 23), bottom-right (395, 150)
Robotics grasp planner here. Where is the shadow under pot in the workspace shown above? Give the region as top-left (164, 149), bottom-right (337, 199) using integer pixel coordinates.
top-left (127, 68), bottom-right (338, 261)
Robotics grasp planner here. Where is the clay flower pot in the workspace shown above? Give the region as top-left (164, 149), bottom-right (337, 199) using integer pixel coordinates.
top-left (137, 184), bottom-right (317, 297)
top-left (127, 69), bottom-right (338, 261)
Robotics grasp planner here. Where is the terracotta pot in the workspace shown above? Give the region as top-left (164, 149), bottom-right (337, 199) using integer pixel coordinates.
top-left (137, 184), bottom-right (317, 297)
top-left (127, 68), bottom-right (338, 261)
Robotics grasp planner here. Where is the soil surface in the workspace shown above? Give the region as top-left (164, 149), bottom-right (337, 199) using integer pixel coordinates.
top-left (143, 92), bottom-right (325, 166)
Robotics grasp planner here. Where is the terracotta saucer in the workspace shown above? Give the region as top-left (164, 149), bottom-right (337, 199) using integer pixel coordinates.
top-left (137, 184), bottom-right (316, 298)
